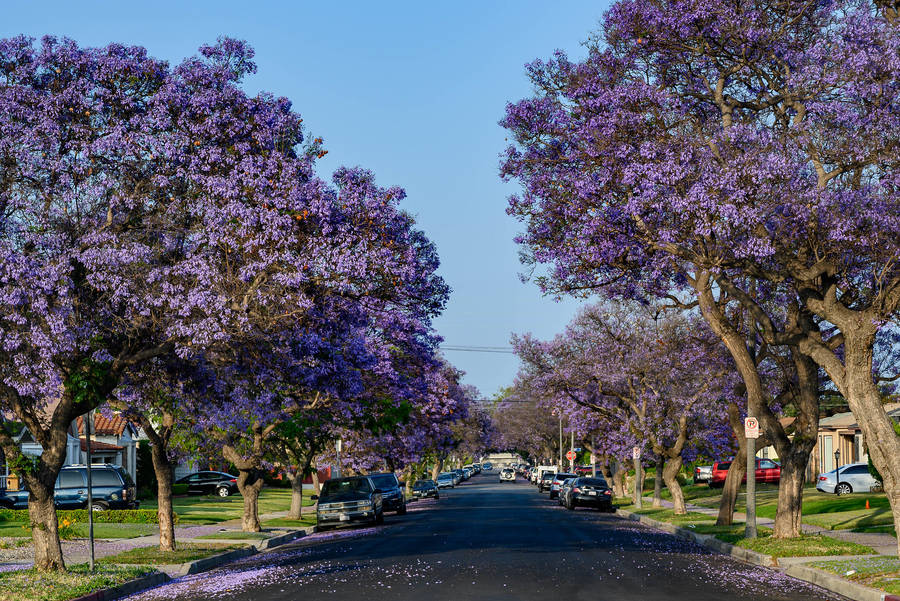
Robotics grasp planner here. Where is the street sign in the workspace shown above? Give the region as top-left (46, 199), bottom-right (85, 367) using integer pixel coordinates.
top-left (565, 450), bottom-right (576, 461)
top-left (744, 417), bottom-right (760, 439)
top-left (632, 446), bottom-right (641, 460)
top-left (574, 447), bottom-right (582, 452)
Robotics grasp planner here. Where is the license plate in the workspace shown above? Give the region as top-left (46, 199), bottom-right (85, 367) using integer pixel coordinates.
top-left (339, 514), bottom-right (350, 521)
top-left (588, 491), bottom-right (597, 496)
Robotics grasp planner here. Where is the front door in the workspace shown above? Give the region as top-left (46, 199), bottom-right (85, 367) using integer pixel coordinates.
top-left (55, 470), bottom-right (86, 509)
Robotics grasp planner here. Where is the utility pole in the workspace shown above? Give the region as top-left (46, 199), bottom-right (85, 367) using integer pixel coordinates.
top-left (570, 430), bottom-right (575, 471)
top-left (558, 417), bottom-right (563, 470)
top-left (334, 438), bottom-right (342, 479)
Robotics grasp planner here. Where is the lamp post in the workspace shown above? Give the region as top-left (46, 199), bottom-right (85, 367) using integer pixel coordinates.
top-left (834, 449), bottom-right (842, 483)
top-left (334, 439), bottom-right (342, 479)
top-left (84, 410), bottom-right (95, 571)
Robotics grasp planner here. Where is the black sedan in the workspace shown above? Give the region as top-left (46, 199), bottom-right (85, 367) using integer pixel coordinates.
top-left (411, 479), bottom-right (440, 499)
top-left (175, 471), bottom-right (240, 497)
top-left (564, 477), bottom-right (614, 511)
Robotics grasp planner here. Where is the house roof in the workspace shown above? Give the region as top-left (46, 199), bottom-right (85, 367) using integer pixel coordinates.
top-left (79, 438), bottom-right (123, 453)
top-left (819, 403), bottom-right (900, 431)
top-left (76, 414), bottom-right (135, 437)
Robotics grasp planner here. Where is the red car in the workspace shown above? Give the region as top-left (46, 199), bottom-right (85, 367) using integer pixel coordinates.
top-left (710, 458), bottom-right (781, 488)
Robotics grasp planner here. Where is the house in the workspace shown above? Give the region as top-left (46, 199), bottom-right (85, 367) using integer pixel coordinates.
top-left (1, 413), bottom-right (140, 490)
top-left (807, 403), bottom-right (900, 476)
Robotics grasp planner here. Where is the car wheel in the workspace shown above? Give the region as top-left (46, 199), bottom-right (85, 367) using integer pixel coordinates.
top-left (567, 500), bottom-right (575, 511)
top-left (91, 501), bottom-right (108, 512)
top-left (217, 486), bottom-right (231, 498)
top-left (835, 483), bottom-right (853, 495)
top-left (397, 503), bottom-right (407, 515)
top-left (317, 523), bottom-right (330, 532)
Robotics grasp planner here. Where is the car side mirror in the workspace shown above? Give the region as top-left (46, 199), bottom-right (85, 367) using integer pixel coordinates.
top-left (310, 495), bottom-right (318, 501)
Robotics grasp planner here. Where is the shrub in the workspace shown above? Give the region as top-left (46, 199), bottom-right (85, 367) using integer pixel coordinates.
top-left (0, 508), bottom-right (175, 525)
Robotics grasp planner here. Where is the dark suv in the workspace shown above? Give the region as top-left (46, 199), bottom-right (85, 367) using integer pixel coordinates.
top-left (368, 472), bottom-right (406, 515)
top-left (0, 464), bottom-right (138, 510)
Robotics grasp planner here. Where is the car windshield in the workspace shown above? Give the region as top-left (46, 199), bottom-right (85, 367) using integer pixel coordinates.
top-left (579, 478), bottom-right (608, 487)
top-left (321, 478), bottom-right (373, 496)
top-left (438, 474), bottom-right (453, 480)
top-left (369, 474), bottom-right (398, 489)
top-left (716, 462), bottom-right (732, 471)
top-left (555, 474), bottom-right (576, 480)
top-left (414, 480), bottom-right (434, 488)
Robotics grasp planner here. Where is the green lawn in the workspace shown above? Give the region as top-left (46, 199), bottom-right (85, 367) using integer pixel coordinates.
top-left (141, 488), bottom-right (314, 525)
top-left (0, 522), bottom-right (157, 539)
top-left (621, 505), bottom-right (876, 557)
top-left (195, 531), bottom-right (271, 540)
top-left (0, 564), bottom-right (154, 601)
top-left (97, 542), bottom-right (244, 565)
top-left (260, 516), bottom-right (316, 529)
top-left (811, 557), bottom-right (900, 595)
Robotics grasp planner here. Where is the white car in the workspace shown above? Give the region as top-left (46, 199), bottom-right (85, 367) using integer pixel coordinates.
top-left (817, 462), bottom-right (880, 495)
top-left (499, 468), bottom-right (516, 482)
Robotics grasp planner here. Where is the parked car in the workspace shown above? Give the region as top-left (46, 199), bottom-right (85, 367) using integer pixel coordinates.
top-left (693, 465), bottom-right (713, 484)
top-left (564, 477), bottom-right (614, 511)
top-left (499, 468), bottom-right (516, 482)
top-left (549, 472), bottom-right (577, 499)
top-left (437, 472), bottom-right (456, 488)
top-left (817, 463), bottom-right (880, 495)
top-left (0, 464), bottom-right (138, 510)
top-left (454, 469), bottom-right (467, 482)
top-left (558, 477), bottom-right (578, 506)
top-left (709, 459), bottom-right (781, 488)
top-left (368, 472), bottom-right (406, 515)
top-left (176, 471), bottom-right (239, 497)
top-left (411, 479), bottom-right (440, 500)
top-left (538, 471), bottom-right (556, 492)
top-left (482, 462), bottom-right (493, 471)
top-left (313, 476), bottom-right (383, 530)
top-left (462, 467), bottom-right (473, 479)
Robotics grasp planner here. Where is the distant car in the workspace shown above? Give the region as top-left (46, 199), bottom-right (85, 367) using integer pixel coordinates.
top-left (175, 471), bottom-right (239, 497)
top-left (564, 477), bottom-right (614, 511)
top-left (538, 471), bottom-right (556, 493)
top-left (454, 469), bottom-right (467, 482)
top-left (499, 468), bottom-right (516, 482)
top-left (549, 473), bottom-right (577, 499)
top-left (482, 462), bottom-right (493, 471)
top-left (411, 479), bottom-right (440, 500)
top-left (709, 459), bottom-right (781, 488)
top-left (534, 466), bottom-right (557, 485)
top-left (368, 473), bottom-right (406, 515)
top-left (313, 476), bottom-right (383, 530)
top-left (817, 463), bottom-right (880, 495)
top-left (437, 472), bottom-right (457, 488)
top-left (693, 465), bottom-right (713, 484)
top-left (462, 468), bottom-right (473, 479)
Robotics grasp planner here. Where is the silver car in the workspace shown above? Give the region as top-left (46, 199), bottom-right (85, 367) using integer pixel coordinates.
top-left (817, 462), bottom-right (879, 495)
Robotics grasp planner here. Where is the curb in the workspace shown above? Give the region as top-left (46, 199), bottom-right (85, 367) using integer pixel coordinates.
top-left (615, 508), bottom-right (776, 567)
top-left (616, 508), bottom-right (900, 601)
top-left (257, 526), bottom-right (316, 550)
top-left (69, 571), bottom-right (170, 601)
top-left (173, 546), bottom-right (257, 576)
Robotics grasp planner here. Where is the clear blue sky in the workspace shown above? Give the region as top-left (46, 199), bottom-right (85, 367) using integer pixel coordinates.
top-left (2, 1), bottom-right (611, 397)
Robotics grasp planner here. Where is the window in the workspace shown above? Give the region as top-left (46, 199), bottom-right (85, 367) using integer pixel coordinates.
top-left (58, 471), bottom-right (84, 488)
top-left (369, 474), bottom-right (399, 489)
top-left (759, 460), bottom-right (777, 469)
top-left (321, 478), bottom-right (373, 496)
top-left (90, 469), bottom-right (123, 487)
top-left (843, 465), bottom-right (868, 475)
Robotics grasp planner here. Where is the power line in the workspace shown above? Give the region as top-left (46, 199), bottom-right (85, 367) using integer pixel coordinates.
top-left (440, 345), bottom-right (516, 354)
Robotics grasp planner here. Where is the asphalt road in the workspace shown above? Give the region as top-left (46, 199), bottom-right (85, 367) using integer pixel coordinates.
top-left (127, 473), bottom-right (844, 601)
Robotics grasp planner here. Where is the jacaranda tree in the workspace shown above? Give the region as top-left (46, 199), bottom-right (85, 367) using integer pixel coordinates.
top-left (501, 0), bottom-right (899, 541)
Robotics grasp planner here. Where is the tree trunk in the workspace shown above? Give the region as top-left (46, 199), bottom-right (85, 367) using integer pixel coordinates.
top-left (312, 471), bottom-right (321, 495)
top-left (287, 473), bottom-right (304, 520)
top-left (632, 458), bottom-right (643, 508)
top-left (717, 443), bottom-right (747, 526)
top-left (431, 457), bottom-right (443, 482)
top-left (773, 453), bottom-right (806, 537)
top-left (611, 460), bottom-right (626, 498)
top-left (28, 483), bottom-right (64, 571)
top-left (237, 470), bottom-right (264, 532)
top-left (653, 458), bottom-right (664, 508)
top-left (662, 457), bottom-right (686, 514)
top-left (151, 452), bottom-right (177, 552)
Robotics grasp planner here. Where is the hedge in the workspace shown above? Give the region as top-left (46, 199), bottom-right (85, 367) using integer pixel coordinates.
top-left (0, 508), bottom-right (175, 525)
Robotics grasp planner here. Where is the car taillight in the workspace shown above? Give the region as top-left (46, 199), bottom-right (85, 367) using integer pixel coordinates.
top-left (573, 487), bottom-right (582, 493)
top-left (230, 479), bottom-right (237, 483)
top-left (819, 476), bottom-right (828, 481)
top-left (603, 490), bottom-right (612, 495)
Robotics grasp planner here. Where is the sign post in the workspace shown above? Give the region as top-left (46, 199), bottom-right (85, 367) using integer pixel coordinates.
top-left (744, 417), bottom-right (759, 539)
top-left (632, 446), bottom-right (643, 509)
top-left (84, 410), bottom-right (95, 571)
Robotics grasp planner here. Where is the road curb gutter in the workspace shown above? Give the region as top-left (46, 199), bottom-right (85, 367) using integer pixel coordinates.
top-left (257, 525), bottom-right (317, 550)
top-left (69, 571), bottom-right (170, 601)
top-left (615, 508), bottom-right (900, 601)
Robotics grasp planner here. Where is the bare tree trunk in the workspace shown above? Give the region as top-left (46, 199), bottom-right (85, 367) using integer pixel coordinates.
top-left (312, 471), bottom-right (321, 495)
top-left (431, 457), bottom-right (443, 482)
top-left (287, 472), bottom-right (303, 520)
top-left (653, 458), bottom-right (664, 508)
top-left (717, 443), bottom-right (747, 526)
top-left (28, 484), bottom-right (64, 571)
top-left (237, 471), bottom-right (264, 532)
top-left (662, 457), bottom-right (686, 514)
top-left (611, 460), bottom-right (626, 498)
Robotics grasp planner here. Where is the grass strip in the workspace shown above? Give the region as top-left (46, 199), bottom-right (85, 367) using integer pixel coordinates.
top-left (0, 564), bottom-right (154, 601)
top-left (97, 542), bottom-right (244, 565)
top-left (811, 556), bottom-right (900, 595)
